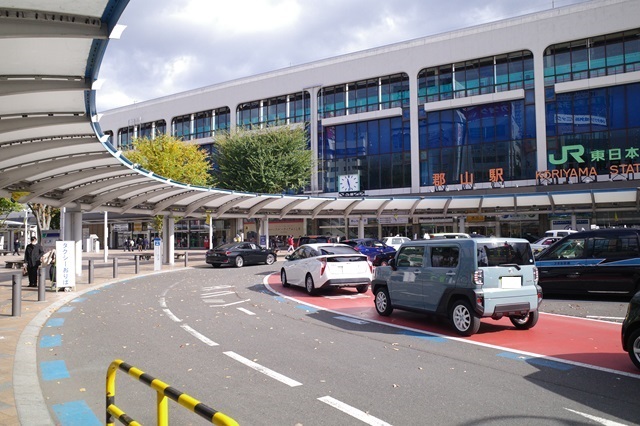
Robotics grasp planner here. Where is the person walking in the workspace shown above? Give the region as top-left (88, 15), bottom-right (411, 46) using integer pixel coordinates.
top-left (13, 237), bottom-right (20, 255)
top-left (24, 236), bottom-right (44, 287)
top-left (287, 235), bottom-right (295, 253)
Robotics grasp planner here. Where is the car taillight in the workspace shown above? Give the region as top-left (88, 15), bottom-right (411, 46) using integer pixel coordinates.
top-left (368, 260), bottom-right (373, 274)
top-left (533, 266), bottom-right (539, 284)
top-left (320, 258), bottom-right (327, 275)
top-left (225, 251), bottom-right (232, 255)
top-left (353, 247), bottom-right (360, 251)
top-left (473, 269), bottom-right (484, 286)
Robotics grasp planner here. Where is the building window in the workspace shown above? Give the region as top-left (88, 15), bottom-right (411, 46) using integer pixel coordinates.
top-left (418, 51), bottom-right (533, 104)
top-left (171, 107), bottom-right (230, 140)
top-left (236, 93), bottom-right (310, 129)
top-left (319, 73), bottom-right (409, 119)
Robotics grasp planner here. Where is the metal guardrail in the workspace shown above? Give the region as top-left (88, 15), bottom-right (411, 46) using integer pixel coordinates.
top-left (106, 359), bottom-right (239, 426)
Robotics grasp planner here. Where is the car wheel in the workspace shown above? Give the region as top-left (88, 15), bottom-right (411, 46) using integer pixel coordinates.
top-left (234, 256), bottom-right (244, 267)
top-left (374, 287), bottom-right (393, 316)
top-left (509, 310), bottom-right (539, 330)
top-left (450, 299), bottom-right (481, 336)
top-left (356, 284), bottom-right (369, 293)
top-left (280, 269), bottom-right (290, 287)
top-left (305, 274), bottom-right (316, 295)
top-left (627, 329), bottom-right (640, 370)
top-left (265, 254), bottom-right (275, 265)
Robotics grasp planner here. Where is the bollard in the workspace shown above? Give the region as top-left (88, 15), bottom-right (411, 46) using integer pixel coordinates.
top-left (184, 252), bottom-right (188, 267)
top-left (113, 257), bottom-right (119, 278)
top-left (134, 255), bottom-right (140, 274)
top-left (12, 272), bottom-right (22, 316)
top-left (88, 259), bottom-right (94, 284)
top-left (38, 266), bottom-right (46, 301)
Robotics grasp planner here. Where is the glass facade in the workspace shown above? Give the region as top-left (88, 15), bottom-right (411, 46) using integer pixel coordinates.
top-left (320, 115), bottom-right (411, 192)
top-left (544, 29), bottom-right (640, 175)
top-left (319, 73), bottom-right (409, 118)
top-left (543, 29), bottom-right (640, 85)
top-left (117, 120), bottom-right (166, 149)
top-left (237, 92), bottom-right (310, 129)
top-left (418, 51), bottom-right (534, 103)
top-left (172, 107), bottom-right (230, 141)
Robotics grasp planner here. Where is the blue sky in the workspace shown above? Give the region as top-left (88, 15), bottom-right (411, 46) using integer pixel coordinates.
top-left (96, 0), bottom-right (586, 111)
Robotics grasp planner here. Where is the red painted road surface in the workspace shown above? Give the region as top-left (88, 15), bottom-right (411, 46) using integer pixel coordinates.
top-left (265, 274), bottom-right (639, 376)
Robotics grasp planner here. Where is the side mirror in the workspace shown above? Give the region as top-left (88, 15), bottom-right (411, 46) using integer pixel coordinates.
top-left (389, 258), bottom-right (397, 271)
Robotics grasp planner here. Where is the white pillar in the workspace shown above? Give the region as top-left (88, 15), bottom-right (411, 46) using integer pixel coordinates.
top-left (358, 218), bottom-right (365, 239)
top-left (208, 215), bottom-right (213, 250)
top-left (103, 211), bottom-right (109, 262)
top-left (263, 217), bottom-right (269, 248)
top-left (163, 216), bottom-right (175, 265)
top-left (72, 211), bottom-right (83, 276)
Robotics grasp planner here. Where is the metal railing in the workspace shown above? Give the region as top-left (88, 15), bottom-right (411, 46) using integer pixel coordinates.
top-left (106, 359), bottom-right (238, 426)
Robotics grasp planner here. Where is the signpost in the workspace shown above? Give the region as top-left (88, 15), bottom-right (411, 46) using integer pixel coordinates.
top-left (55, 240), bottom-right (76, 292)
top-left (153, 238), bottom-right (162, 271)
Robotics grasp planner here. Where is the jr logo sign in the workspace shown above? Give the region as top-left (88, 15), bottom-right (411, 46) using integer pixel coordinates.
top-left (549, 144), bottom-right (585, 165)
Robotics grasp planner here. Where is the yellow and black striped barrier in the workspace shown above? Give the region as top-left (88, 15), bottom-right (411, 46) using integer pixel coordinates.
top-left (106, 359), bottom-right (239, 426)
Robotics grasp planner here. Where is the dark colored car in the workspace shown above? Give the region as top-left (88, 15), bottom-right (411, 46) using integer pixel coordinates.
top-left (371, 250), bottom-right (396, 267)
top-left (296, 235), bottom-right (335, 248)
top-left (206, 242), bottom-right (276, 268)
top-left (622, 290), bottom-right (640, 369)
top-left (535, 228), bottom-right (640, 297)
top-left (342, 238), bottom-right (396, 262)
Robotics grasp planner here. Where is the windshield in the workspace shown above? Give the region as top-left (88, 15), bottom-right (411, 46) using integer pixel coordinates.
top-left (477, 242), bottom-right (534, 267)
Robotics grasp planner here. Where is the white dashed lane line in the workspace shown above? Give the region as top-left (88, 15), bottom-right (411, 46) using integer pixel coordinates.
top-left (223, 351), bottom-right (302, 387)
top-left (318, 396), bottom-right (392, 426)
top-left (236, 307), bottom-right (255, 315)
top-left (180, 325), bottom-right (219, 346)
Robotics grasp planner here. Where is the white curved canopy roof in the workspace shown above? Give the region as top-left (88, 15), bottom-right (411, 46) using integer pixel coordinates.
top-left (1, 0), bottom-right (638, 221)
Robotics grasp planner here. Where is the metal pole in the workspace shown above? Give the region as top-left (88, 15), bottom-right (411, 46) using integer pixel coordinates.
top-left (113, 257), bottom-right (118, 278)
top-left (135, 255), bottom-right (139, 274)
top-left (38, 266), bottom-right (46, 301)
top-left (184, 252), bottom-right (188, 267)
top-left (12, 272), bottom-right (21, 316)
top-left (88, 259), bottom-right (94, 283)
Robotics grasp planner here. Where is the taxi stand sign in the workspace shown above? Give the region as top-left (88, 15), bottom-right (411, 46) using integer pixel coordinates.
top-left (154, 238), bottom-right (162, 271)
top-left (55, 240), bottom-right (76, 291)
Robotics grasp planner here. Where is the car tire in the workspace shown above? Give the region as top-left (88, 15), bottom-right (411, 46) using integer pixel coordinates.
top-left (356, 284), bottom-right (369, 293)
top-left (280, 269), bottom-right (290, 287)
top-left (305, 274), bottom-right (316, 295)
top-left (450, 299), bottom-right (481, 336)
top-left (234, 256), bottom-right (244, 268)
top-left (509, 310), bottom-right (539, 330)
top-left (627, 329), bottom-right (640, 370)
top-left (265, 254), bottom-right (275, 265)
top-left (374, 287), bottom-right (393, 316)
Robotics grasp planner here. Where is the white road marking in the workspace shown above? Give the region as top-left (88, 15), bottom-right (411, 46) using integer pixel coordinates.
top-left (208, 299), bottom-right (251, 307)
top-left (158, 297), bottom-right (166, 308)
top-left (223, 351), bottom-right (302, 387)
top-left (201, 291), bottom-right (235, 297)
top-left (565, 408), bottom-right (627, 426)
top-left (237, 307), bottom-right (255, 315)
top-left (318, 396), bottom-right (392, 426)
top-left (202, 285), bottom-right (234, 291)
top-left (586, 316), bottom-right (624, 321)
top-left (180, 325), bottom-right (218, 346)
top-left (334, 316), bottom-right (368, 325)
top-left (163, 308), bottom-right (182, 323)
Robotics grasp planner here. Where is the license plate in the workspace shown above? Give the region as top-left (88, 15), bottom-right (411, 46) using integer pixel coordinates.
top-left (500, 276), bottom-right (522, 288)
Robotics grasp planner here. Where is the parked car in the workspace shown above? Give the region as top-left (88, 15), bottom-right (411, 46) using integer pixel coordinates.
top-left (280, 243), bottom-right (373, 295)
top-left (430, 233), bottom-right (471, 239)
top-left (622, 290), bottom-right (640, 369)
top-left (544, 229), bottom-right (578, 238)
top-left (530, 236), bottom-right (562, 254)
top-left (206, 242), bottom-right (276, 268)
top-left (535, 228), bottom-right (640, 296)
top-left (296, 235), bottom-right (335, 248)
top-left (342, 238), bottom-right (396, 262)
top-left (382, 236), bottom-right (411, 251)
top-left (371, 238), bottom-right (542, 336)
top-left (371, 250), bottom-right (396, 267)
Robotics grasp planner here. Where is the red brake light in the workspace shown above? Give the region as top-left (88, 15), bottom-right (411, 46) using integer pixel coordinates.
top-left (473, 269), bottom-right (484, 286)
top-left (320, 258), bottom-right (327, 275)
top-left (225, 251), bottom-right (232, 255)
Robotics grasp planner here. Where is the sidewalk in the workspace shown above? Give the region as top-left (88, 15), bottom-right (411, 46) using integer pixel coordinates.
top-left (0, 249), bottom-right (206, 425)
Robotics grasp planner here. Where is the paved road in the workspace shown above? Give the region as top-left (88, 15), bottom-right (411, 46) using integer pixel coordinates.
top-left (33, 263), bottom-right (640, 425)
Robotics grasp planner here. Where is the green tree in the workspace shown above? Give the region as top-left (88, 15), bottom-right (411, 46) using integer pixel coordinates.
top-left (124, 134), bottom-right (213, 187)
top-left (0, 197), bottom-right (23, 227)
top-left (214, 126), bottom-right (313, 193)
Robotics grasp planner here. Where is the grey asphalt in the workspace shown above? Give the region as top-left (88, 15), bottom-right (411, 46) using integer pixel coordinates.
top-left (0, 250), bottom-right (202, 425)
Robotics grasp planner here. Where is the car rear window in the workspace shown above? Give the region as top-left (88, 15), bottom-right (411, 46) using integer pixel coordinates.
top-left (477, 242), bottom-right (534, 267)
top-left (319, 246), bottom-right (359, 255)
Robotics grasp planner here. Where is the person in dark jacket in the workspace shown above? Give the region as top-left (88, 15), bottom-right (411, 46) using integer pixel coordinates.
top-left (24, 237), bottom-right (44, 287)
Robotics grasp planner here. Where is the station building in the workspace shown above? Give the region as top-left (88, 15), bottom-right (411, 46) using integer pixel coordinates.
top-left (98, 0), bottom-right (640, 247)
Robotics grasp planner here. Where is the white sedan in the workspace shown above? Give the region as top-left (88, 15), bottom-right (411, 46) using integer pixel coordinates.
top-left (531, 236), bottom-right (562, 254)
top-left (280, 243), bottom-right (373, 295)
top-left (382, 236), bottom-right (411, 250)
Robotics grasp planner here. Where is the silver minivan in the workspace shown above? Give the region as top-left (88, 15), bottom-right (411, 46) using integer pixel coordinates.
top-left (372, 238), bottom-right (542, 336)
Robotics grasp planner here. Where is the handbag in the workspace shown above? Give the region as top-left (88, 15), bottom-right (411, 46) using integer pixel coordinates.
top-left (22, 264), bottom-right (28, 276)
top-left (40, 250), bottom-right (54, 265)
